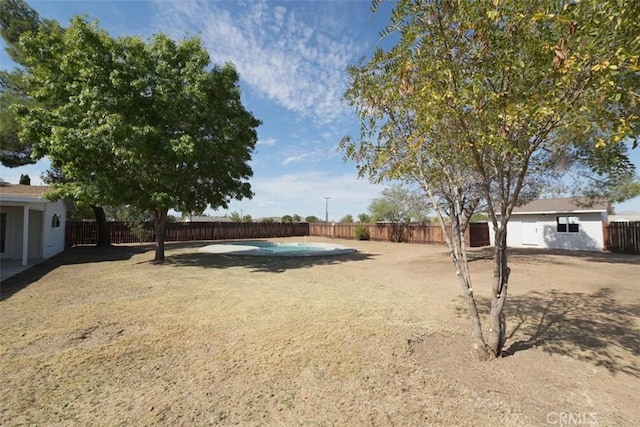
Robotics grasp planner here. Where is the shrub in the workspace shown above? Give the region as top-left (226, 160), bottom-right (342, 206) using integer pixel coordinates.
top-left (354, 225), bottom-right (370, 240)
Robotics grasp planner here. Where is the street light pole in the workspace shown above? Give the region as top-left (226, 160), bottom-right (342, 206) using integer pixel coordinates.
top-left (324, 197), bottom-right (330, 223)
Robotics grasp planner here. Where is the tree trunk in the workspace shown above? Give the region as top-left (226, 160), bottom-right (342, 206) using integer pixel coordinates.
top-left (461, 274), bottom-right (492, 361)
top-left (391, 222), bottom-right (404, 242)
top-left (487, 226), bottom-right (509, 357)
top-left (91, 205), bottom-right (111, 247)
top-left (153, 209), bottom-right (168, 263)
top-left (451, 209), bottom-right (492, 361)
top-left (422, 184), bottom-right (493, 361)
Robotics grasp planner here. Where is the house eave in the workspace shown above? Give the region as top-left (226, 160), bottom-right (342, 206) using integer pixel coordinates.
top-left (0, 194), bottom-right (46, 204)
top-left (511, 209), bottom-right (607, 216)
top-left (0, 194), bottom-right (73, 210)
top-left (511, 209), bottom-right (607, 215)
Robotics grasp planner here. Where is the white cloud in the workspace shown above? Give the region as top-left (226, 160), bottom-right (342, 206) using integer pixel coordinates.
top-left (152, 0), bottom-right (360, 124)
top-left (256, 171), bottom-right (378, 202)
top-left (257, 137), bottom-right (276, 147)
top-left (282, 154), bottom-right (309, 166)
top-left (281, 142), bottom-right (340, 166)
top-left (217, 170), bottom-right (385, 219)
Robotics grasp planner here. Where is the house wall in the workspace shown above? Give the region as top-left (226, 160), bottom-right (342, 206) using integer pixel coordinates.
top-left (0, 206), bottom-right (24, 259)
top-left (497, 212), bottom-right (605, 251)
top-left (42, 201), bottom-right (67, 258)
top-left (0, 199), bottom-right (67, 260)
top-left (28, 210), bottom-right (43, 259)
top-left (489, 212), bottom-right (606, 251)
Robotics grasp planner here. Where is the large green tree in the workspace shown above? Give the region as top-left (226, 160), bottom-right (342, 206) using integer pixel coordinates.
top-left (18, 17), bottom-right (260, 262)
top-left (0, 70), bottom-right (36, 166)
top-left (0, 0), bottom-right (45, 166)
top-left (343, 0), bottom-right (639, 359)
top-left (1, 1), bottom-right (114, 246)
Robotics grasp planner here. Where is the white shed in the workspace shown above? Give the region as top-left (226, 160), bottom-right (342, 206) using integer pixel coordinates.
top-left (489, 198), bottom-right (610, 251)
top-left (0, 183), bottom-right (71, 269)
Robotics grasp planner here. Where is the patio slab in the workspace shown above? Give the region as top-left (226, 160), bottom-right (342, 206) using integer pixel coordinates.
top-left (1, 259), bottom-right (42, 283)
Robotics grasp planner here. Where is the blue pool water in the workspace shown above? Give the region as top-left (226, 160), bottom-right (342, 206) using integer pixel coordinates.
top-left (227, 241), bottom-right (317, 253)
top-left (199, 241), bottom-right (356, 257)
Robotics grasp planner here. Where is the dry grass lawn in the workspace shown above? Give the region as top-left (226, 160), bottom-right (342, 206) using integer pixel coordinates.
top-left (1, 237), bottom-right (639, 426)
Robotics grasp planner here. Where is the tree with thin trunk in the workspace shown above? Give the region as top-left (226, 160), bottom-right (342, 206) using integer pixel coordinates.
top-left (357, 213), bottom-right (371, 223)
top-left (368, 184), bottom-right (426, 242)
top-left (340, 214), bottom-right (354, 223)
top-left (342, 0), bottom-right (639, 359)
top-left (18, 17), bottom-right (260, 262)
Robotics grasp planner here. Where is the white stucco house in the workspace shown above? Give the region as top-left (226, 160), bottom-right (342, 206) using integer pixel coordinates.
top-left (0, 183), bottom-right (72, 270)
top-left (489, 197), bottom-right (610, 251)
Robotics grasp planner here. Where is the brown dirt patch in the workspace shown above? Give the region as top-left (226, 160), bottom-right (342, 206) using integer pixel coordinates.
top-left (1, 238), bottom-right (638, 426)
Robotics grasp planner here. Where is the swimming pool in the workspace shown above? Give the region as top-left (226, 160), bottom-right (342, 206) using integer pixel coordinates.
top-left (199, 241), bottom-right (356, 256)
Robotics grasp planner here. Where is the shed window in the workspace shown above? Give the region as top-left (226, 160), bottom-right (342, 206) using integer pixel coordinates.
top-left (51, 213), bottom-right (61, 228)
top-left (557, 216), bottom-right (579, 233)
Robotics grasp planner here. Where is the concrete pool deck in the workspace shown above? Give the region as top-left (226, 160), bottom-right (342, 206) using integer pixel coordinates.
top-left (198, 241), bottom-right (357, 257)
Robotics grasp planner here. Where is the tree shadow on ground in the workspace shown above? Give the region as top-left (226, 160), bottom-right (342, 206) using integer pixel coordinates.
top-left (460, 288), bottom-right (640, 377)
top-left (1, 241), bottom-right (376, 299)
top-left (466, 246), bottom-right (639, 265)
top-left (162, 250), bottom-right (377, 274)
top-left (1, 245), bottom-right (150, 301)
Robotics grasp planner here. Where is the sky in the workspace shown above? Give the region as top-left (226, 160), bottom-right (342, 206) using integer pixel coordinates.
top-left (1, 0), bottom-right (640, 219)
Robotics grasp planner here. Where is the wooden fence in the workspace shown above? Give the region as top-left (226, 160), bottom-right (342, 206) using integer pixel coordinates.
top-left (66, 220), bottom-right (639, 253)
top-left (604, 222), bottom-right (640, 254)
top-left (66, 221), bottom-right (309, 246)
top-left (308, 222), bottom-right (491, 247)
top-left (65, 220), bottom-right (493, 248)
top-left (468, 222), bottom-right (491, 247)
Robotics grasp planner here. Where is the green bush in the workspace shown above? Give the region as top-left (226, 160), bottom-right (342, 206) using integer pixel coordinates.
top-left (354, 225), bottom-right (370, 240)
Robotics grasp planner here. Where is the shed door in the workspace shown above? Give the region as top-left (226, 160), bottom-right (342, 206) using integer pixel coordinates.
top-left (521, 218), bottom-right (538, 246)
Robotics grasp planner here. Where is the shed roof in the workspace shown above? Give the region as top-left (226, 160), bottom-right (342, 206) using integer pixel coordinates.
top-left (512, 197), bottom-right (610, 214)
